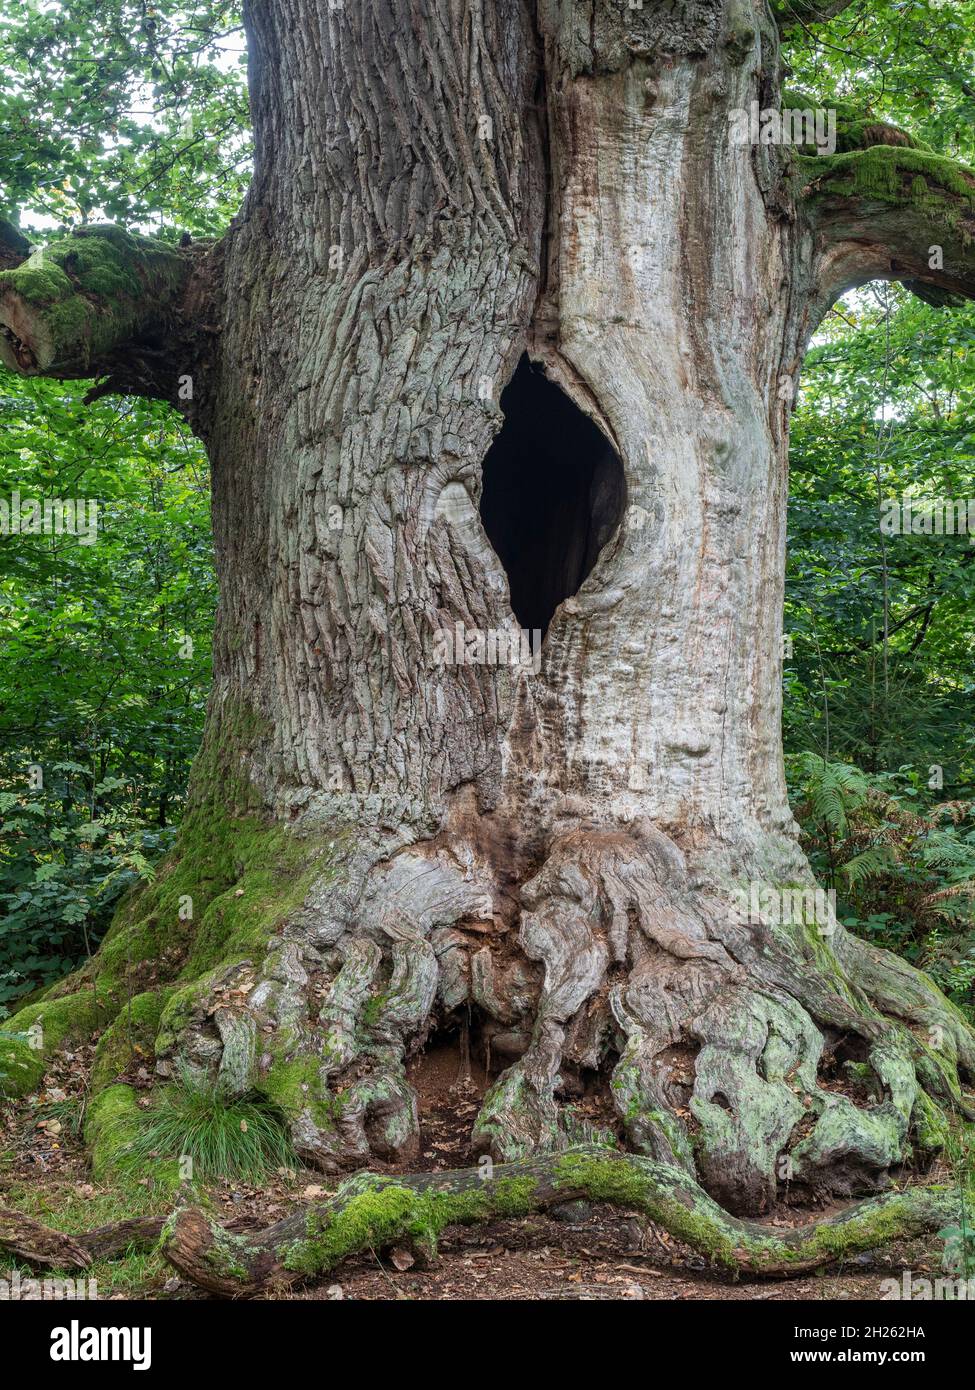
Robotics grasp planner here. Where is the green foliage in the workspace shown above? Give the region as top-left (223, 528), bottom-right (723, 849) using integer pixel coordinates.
top-left (119, 1071), bottom-right (297, 1183)
top-left (788, 755), bottom-right (975, 1013)
top-left (0, 377), bottom-right (214, 1013)
top-left (783, 1), bottom-right (975, 169)
top-left (0, 4), bottom-right (230, 1010)
top-left (0, 778), bottom-right (173, 1009)
top-left (785, 286), bottom-right (975, 785)
top-left (0, 0), bottom-right (249, 239)
top-left (784, 258), bottom-right (975, 1026)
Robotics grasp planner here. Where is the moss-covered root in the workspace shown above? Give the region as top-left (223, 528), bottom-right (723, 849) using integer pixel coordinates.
top-left (161, 1145), bottom-right (963, 1296)
top-left (0, 1034), bottom-right (47, 1099)
top-left (0, 990), bottom-right (117, 1096)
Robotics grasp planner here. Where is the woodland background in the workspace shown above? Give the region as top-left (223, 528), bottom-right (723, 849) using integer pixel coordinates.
top-left (2, 0), bottom-right (975, 1033)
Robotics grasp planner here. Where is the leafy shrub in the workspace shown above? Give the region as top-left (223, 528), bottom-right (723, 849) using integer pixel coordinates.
top-left (787, 753), bottom-right (975, 1015)
top-left (0, 379), bottom-right (214, 1015)
top-left (0, 766), bottom-right (174, 1015)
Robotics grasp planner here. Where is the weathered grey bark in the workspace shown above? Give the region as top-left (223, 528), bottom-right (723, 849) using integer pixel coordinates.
top-left (3, 0), bottom-right (975, 1226)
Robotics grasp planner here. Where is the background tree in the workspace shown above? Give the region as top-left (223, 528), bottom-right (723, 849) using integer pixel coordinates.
top-left (3, 0), bottom-right (975, 1278)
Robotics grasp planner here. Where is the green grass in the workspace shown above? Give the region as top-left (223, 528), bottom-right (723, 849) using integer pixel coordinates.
top-left (0, 1176), bottom-right (171, 1295)
top-left (33, 1095), bottom-right (85, 1137)
top-left (120, 1071), bottom-right (297, 1184)
top-left (941, 1122), bottom-right (975, 1276)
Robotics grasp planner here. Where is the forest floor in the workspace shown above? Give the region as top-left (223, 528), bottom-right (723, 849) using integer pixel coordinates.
top-left (0, 1037), bottom-right (952, 1302)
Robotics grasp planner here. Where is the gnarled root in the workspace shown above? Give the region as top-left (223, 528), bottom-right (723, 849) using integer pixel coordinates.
top-left (159, 1144), bottom-right (964, 1296)
top-left (99, 809), bottom-right (974, 1217)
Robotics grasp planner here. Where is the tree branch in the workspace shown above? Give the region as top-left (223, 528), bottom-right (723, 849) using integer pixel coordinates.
top-left (774, 0), bottom-right (859, 27)
top-left (160, 1146), bottom-right (961, 1296)
top-left (0, 1207), bottom-right (92, 1271)
top-left (799, 146), bottom-right (975, 309)
top-left (0, 224), bottom-right (214, 403)
top-left (0, 219), bottom-right (31, 271)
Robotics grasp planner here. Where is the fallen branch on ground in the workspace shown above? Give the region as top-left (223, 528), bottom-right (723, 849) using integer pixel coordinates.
top-left (0, 1208), bottom-right (167, 1270)
top-left (159, 1146), bottom-right (962, 1296)
top-left (3, 1147), bottom-right (961, 1295)
top-left (0, 1208), bottom-right (93, 1270)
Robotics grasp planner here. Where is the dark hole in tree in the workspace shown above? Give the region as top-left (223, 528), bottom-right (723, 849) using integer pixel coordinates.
top-left (479, 355), bottom-right (626, 641)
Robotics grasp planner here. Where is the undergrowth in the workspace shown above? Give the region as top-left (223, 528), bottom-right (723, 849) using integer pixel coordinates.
top-left (118, 1070), bottom-right (297, 1183)
top-left (788, 754), bottom-right (975, 1017)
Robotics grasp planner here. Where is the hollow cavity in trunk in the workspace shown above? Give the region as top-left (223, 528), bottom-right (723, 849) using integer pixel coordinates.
top-left (479, 355), bottom-right (625, 639)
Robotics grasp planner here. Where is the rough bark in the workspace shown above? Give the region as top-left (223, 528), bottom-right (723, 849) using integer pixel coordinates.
top-left (0, 1208), bottom-right (167, 1269)
top-left (0, 1208), bottom-right (93, 1271)
top-left (2, 0), bottom-right (974, 1240)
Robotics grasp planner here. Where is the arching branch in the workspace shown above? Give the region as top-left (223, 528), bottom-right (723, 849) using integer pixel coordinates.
top-left (0, 223), bottom-right (217, 404)
top-left (799, 146), bottom-right (975, 310)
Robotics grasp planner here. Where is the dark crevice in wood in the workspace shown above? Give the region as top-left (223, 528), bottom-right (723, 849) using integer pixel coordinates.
top-left (479, 354), bottom-right (625, 641)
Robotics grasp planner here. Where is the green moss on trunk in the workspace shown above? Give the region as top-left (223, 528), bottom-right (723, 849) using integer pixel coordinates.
top-left (0, 225), bottom-right (191, 376)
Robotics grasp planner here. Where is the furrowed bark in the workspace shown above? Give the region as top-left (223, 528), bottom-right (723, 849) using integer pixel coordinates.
top-left (74, 1214), bottom-right (169, 1261)
top-left (0, 1210), bottom-right (187, 1269)
top-left (0, 223), bottom-right (211, 402)
top-left (160, 1146), bottom-right (963, 1296)
top-left (0, 1207), bottom-right (93, 1271)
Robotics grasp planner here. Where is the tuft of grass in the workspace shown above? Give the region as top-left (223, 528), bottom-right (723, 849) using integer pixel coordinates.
top-left (34, 1096), bottom-right (85, 1137)
top-left (121, 1071), bottom-right (297, 1183)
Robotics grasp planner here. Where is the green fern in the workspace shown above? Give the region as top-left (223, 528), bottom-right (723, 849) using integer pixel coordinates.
top-left (838, 845), bottom-right (896, 887)
top-left (788, 752), bottom-right (870, 837)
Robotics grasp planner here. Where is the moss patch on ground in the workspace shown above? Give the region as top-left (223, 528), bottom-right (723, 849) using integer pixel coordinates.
top-left (0, 1034), bottom-right (47, 1098)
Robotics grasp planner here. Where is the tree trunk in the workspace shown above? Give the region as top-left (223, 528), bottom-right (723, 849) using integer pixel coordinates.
top-left (4, 0), bottom-right (975, 1227)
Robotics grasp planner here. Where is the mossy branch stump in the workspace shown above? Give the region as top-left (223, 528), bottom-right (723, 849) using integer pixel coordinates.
top-left (0, 223), bottom-right (204, 398)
